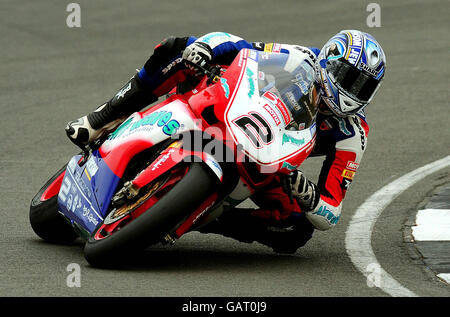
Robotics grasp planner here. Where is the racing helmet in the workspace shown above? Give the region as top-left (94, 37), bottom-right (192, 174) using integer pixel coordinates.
top-left (317, 30), bottom-right (386, 116)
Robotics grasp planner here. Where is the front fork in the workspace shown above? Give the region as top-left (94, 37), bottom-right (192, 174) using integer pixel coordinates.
top-left (170, 192), bottom-right (220, 241)
top-left (118, 140), bottom-right (228, 242)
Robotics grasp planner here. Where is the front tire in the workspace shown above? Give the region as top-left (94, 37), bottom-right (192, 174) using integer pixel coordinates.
top-left (84, 162), bottom-right (217, 267)
top-left (29, 165), bottom-right (78, 244)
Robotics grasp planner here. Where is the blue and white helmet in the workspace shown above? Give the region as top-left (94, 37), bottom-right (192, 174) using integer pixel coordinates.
top-left (317, 30), bottom-right (386, 116)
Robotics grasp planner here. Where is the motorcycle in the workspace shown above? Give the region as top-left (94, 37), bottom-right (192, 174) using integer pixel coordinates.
top-left (30, 48), bottom-right (318, 267)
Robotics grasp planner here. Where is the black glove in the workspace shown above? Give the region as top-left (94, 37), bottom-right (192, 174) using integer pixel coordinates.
top-left (182, 42), bottom-right (213, 69)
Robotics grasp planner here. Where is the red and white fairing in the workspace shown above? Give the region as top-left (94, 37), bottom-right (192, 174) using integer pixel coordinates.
top-left (221, 49), bottom-right (317, 173)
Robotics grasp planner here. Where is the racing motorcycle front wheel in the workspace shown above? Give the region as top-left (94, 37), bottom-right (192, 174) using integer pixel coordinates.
top-left (29, 164), bottom-right (78, 244)
top-left (83, 162), bottom-right (217, 268)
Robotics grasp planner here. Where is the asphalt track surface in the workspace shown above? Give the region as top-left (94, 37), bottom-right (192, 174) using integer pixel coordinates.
top-left (1, 0), bottom-right (449, 298)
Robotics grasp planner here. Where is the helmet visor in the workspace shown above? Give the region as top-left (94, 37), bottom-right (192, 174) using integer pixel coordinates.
top-left (326, 59), bottom-right (380, 103)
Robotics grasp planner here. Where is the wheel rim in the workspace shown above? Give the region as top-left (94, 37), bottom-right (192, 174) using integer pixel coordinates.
top-left (93, 166), bottom-right (188, 241)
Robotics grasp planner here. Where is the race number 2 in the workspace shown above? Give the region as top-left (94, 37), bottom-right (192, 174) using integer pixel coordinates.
top-left (232, 112), bottom-right (273, 148)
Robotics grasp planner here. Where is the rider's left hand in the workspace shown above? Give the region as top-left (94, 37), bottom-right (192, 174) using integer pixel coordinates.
top-left (291, 171), bottom-right (320, 211)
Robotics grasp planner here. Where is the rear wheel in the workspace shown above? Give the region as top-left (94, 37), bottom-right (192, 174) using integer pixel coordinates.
top-left (29, 165), bottom-right (78, 244)
top-left (84, 162), bottom-right (217, 267)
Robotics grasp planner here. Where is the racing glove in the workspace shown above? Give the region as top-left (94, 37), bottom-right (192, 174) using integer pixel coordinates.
top-left (291, 171), bottom-right (320, 212)
top-left (182, 42), bottom-right (213, 69)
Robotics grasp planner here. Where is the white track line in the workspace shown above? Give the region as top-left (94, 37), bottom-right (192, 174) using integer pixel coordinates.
top-left (345, 155), bottom-right (450, 297)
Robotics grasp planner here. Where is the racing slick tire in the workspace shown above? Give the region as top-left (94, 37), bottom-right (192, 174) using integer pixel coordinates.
top-left (84, 162), bottom-right (217, 268)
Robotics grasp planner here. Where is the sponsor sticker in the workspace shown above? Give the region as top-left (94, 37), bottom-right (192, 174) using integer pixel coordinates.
top-left (272, 43), bottom-right (281, 53)
top-left (282, 134), bottom-right (305, 146)
top-left (86, 158), bottom-right (98, 178)
top-left (346, 31), bottom-right (363, 66)
top-left (359, 61), bottom-right (379, 76)
top-left (162, 57), bottom-right (182, 75)
top-left (248, 50), bottom-right (258, 61)
top-left (281, 161), bottom-right (297, 171)
top-left (151, 148), bottom-right (176, 171)
top-left (342, 169), bottom-right (356, 180)
top-left (82, 205), bottom-right (99, 226)
top-left (262, 91), bottom-right (292, 125)
top-left (253, 42), bottom-right (265, 51)
top-left (341, 178), bottom-right (352, 190)
top-left (263, 104), bottom-right (281, 126)
top-left (220, 78), bottom-right (230, 99)
top-left (346, 161), bottom-right (360, 171)
top-left (264, 43), bottom-right (274, 52)
top-left (116, 82), bottom-right (131, 99)
top-left (275, 101), bottom-right (291, 126)
top-left (108, 111), bottom-right (181, 140)
top-left (246, 68), bottom-right (256, 99)
top-left (312, 205), bottom-right (340, 225)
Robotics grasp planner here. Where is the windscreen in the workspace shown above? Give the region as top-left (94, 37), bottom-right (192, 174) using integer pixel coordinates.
top-left (255, 51), bottom-right (318, 130)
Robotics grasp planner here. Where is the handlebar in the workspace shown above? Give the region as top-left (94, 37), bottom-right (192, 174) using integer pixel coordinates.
top-left (184, 60), bottom-right (223, 84)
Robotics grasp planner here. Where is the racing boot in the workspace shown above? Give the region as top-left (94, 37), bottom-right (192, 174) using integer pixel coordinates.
top-left (65, 73), bottom-right (157, 149)
top-left (197, 208), bottom-right (315, 254)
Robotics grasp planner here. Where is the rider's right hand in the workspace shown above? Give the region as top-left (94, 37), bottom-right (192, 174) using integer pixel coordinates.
top-left (182, 42), bottom-right (213, 70)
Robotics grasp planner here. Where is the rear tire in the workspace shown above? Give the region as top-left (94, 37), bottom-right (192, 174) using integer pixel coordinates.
top-left (29, 165), bottom-right (78, 244)
top-left (84, 162), bottom-right (216, 268)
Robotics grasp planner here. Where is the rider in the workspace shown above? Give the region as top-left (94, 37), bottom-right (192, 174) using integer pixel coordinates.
top-left (66, 31), bottom-right (386, 254)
